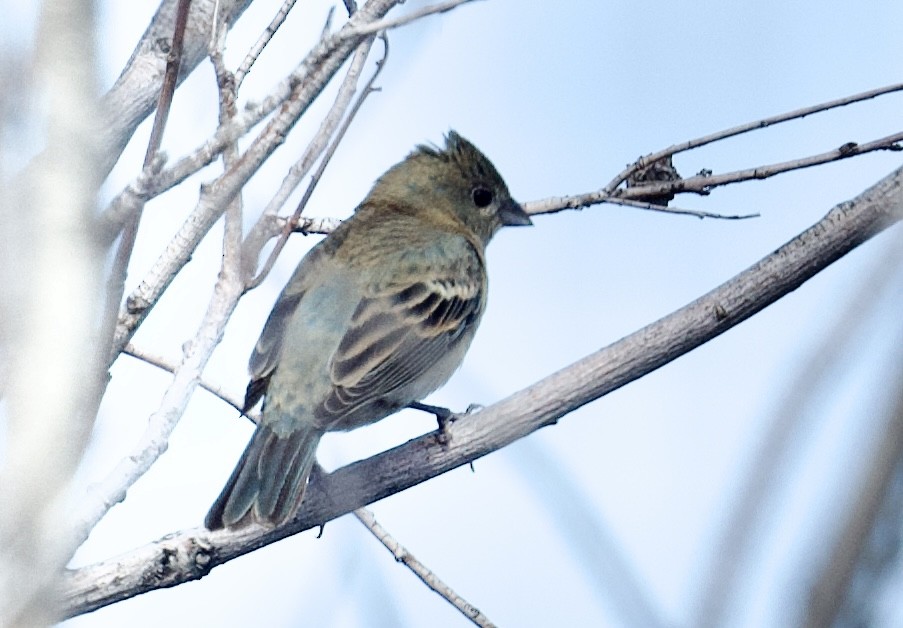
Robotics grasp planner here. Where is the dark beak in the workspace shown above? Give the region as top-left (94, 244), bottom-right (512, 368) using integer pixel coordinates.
top-left (498, 199), bottom-right (533, 226)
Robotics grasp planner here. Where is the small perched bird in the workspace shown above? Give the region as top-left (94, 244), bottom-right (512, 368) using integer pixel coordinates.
top-left (205, 131), bottom-right (531, 530)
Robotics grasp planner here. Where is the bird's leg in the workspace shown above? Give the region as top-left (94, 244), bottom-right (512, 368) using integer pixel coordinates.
top-left (408, 401), bottom-right (454, 436)
top-left (407, 401), bottom-right (484, 445)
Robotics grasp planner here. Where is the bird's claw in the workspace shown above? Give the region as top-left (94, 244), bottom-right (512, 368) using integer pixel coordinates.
top-left (407, 401), bottom-right (483, 446)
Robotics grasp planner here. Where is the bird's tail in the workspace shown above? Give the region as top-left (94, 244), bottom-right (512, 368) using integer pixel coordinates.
top-left (205, 423), bottom-right (323, 530)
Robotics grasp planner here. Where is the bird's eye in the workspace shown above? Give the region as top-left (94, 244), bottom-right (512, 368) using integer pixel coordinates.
top-left (472, 186), bottom-right (493, 208)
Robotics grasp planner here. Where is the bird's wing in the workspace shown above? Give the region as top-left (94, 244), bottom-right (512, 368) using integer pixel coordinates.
top-left (243, 241), bottom-right (331, 411)
top-left (321, 243), bottom-right (485, 420)
top-left (243, 291), bottom-right (302, 411)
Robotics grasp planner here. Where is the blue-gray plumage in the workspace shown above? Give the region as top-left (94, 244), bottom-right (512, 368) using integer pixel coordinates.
top-left (205, 131), bottom-right (531, 530)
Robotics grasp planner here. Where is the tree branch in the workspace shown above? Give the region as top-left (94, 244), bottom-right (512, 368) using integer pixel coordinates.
top-left (523, 192), bottom-right (758, 220)
top-left (99, 0), bottom-right (470, 234)
top-left (522, 132), bottom-right (903, 219)
top-left (617, 132), bottom-right (903, 201)
top-left (604, 82), bottom-right (903, 194)
top-left (234, 0), bottom-right (299, 89)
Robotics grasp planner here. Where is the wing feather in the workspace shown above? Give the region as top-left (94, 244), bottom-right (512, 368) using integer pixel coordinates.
top-left (322, 265), bottom-right (485, 420)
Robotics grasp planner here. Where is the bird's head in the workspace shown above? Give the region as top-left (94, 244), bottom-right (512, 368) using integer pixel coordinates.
top-left (365, 131), bottom-right (532, 244)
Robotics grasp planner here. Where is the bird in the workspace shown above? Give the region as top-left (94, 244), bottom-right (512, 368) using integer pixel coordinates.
top-left (205, 131), bottom-right (531, 530)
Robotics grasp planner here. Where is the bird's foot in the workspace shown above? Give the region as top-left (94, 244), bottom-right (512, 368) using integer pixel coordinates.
top-left (408, 401), bottom-right (483, 446)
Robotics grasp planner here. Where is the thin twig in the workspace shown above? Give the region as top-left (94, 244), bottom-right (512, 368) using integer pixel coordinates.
top-left (122, 344), bottom-right (245, 414)
top-left (354, 508), bottom-right (496, 628)
top-left (247, 214), bottom-right (343, 246)
top-left (146, 0), bottom-right (192, 163)
top-left (235, 0), bottom-right (299, 89)
top-left (523, 131), bottom-right (901, 220)
top-left (320, 6), bottom-right (336, 40)
top-left (247, 33), bottom-right (389, 289)
top-left (608, 197), bottom-right (757, 219)
top-left (344, 0), bottom-right (480, 37)
top-left (604, 81), bottom-right (903, 194)
top-left (617, 132), bottom-right (903, 201)
top-left (523, 193), bottom-right (758, 220)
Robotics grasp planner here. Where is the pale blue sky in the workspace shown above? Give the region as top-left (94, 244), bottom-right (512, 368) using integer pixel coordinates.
top-left (31, 1), bottom-right (903, 626)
